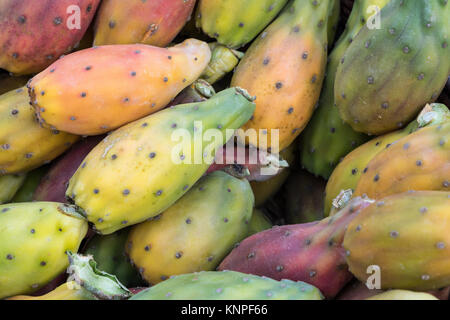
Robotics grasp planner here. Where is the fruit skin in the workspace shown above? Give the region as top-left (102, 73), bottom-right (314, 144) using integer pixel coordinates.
top-left (327, 0), bottom-right (340, 48)
top-left (126, 171), bottom-right (254, 285)
top-left (11, 166), bottom-right (49, 202)
top-left (0, 202), bottom-right (88, 299)
top-left (7, 281), bottom-right (96, 300)
top-left (66, 87), bottom-right (256, 235)
top-left (130, 271), bottom-right (323, 300)
top-left (335, 0), bottom-right (450, 135)
top-left (325, 103), bottom-right (450, 214)
top-left (218, 197), bottom-right (374, 298)
top-left (84, 229), bottom-right (143, 288)
top-left (33, 136), bottom-right (104, 203)
top-left (299, 0), bottom-right (391, 179)
top-left (0, 0), bottom-right (100, 75)
top-left (0, 87), bottom-right (79, 175)
top-left (93, 0), bottom-right (196, 47)
top-left (354, 122), bottom-right (450, 200)
top-left (367, 290), bottom-right (438, 301)
top-left (0, 173), bottom-right (26, 204)
top-left (232, 0), bottom-right (334, 152)
top-left (248, 209), bottom-right (273, 236)
top-left (344, 191), bottom-right (450, 291)
top-left (283, 169), bottom-right (326, 224)
top-left (0, 73), bottom-right (29, 95)
top-left (196, 0), bottom-right (289, 49)
top-left (28, 39), bottom-right (211, 136)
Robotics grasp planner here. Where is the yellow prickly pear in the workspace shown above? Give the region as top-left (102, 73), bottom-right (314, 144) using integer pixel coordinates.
top-left (367, 290), bottom-right (438, 301)
top-left (28, 39), bottom-right (211, 136)
top-left (0, 202), bottom-right (88, 299)
top-left (0, 88), bottom-right (79, 175)
top-left (232, 0), bottom-right (334, 152)
top-left (66, 87), bottom-right (256, 235)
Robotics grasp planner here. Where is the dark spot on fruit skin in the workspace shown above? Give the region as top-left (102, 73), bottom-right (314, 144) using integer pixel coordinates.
top-left (109, 21), bottom-right (116, 28)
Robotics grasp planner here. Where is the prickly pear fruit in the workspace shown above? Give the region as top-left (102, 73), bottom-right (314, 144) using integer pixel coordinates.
top-left (232, 0), bottom-right (334, 152)
top-left (0, 73), bottom-right (29, 95)
top-left (248, 209), bottom-right (273, 236)
top-left (11, 166), bottom-right (49, 203)
top-left (200, 43), bottom-right (244, 85)
top-left (0, 202), bottom-right (88, 299)
top-left (283, 169), bottom-right (326, 224)
top-left (299, 0), bottom-right (391, 179)
top-left (250, 142), bottom-right (296, 207)
top-left (326, 103), bottom-right (450, 214)
top-left (196, 0), bottom-right (289, 49)
top-left (167, 79), bottom-right (215, 108)
top-left (0, 173), bottom-right (26, 204)
top-left (336, 280), bottom-right (384, 300)
top-left (28, 39), bottom-right (211, 136)
top-left (327, 0), bottom-right (340, 48)
top-left (33, 136), bottom-right (104, 203)
top-left (66, 87), bottom-right (256, 235)
top-left (218, 197), bottom-right (374, 298)
top-left (0, 0), bottom-right (100, 75)
top-left (126, 171), bottom-right (254, 285)
top-left (93, 0), bottom-right (196, 47)
top-left (344, 191), bottom-right (450, 291)
top-left (7, 281), bottom-right (97, 300)
top-left (354, 122), bottom-right (450, 200)
top-left (130, 271), bottom-right (323, 300)
top-left (367, 290), bottom-right (438, 301)
top-left (0, 88), bottom-right (79, 175)
top-left (335, 0), bottom-right (450, 135)
top-left (84, 229), bottom-right (143, 288)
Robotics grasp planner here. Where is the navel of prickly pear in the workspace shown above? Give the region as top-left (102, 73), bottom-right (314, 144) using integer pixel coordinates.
top-left (0, 202), bottom-right (88, 299)
top-left (33, 136), bottom-right (104, 203)
top-left (0, 88), bottom-right (79, 175)
top-left (93, 0), bottom-right (196, 47)
top-left (344, 191), bottom-right (450, 291)
top-left (28, 39), bottom-right (211, 136)
top-left (200, 43), bottom-right (244, 85)
top-left (299, 0), bottom-right (391, 179)
top-left (167, 80), bottom-right (215, 108)
top-left (66, 87), bottom-right (256, 235)
top-left (196, 0), bottom-right (289, 49)
top-left (325, 103), bottom-right (450, 214)
top-left (126, 171), bottom-right (254, 285)
top-left (0, 0), bottom-right (100, 75)
top-left (232, 0), bottom-right (334, 152)
top-left (130, 271), bottom-right (323, 300)
top-left (354, 121), bottom-right (450, 200)
top-left (218, 197), bottom-right (374, 299)
top-left (335, 0), bottom-right (450, 135)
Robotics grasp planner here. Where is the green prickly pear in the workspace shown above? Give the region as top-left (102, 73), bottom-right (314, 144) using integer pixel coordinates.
top-left (248, 209), bottom-right (273, 236)
top-left (11, 166), bottom-right (49, 203)
top-left (84, 229), bottom-right (143, 288)
top-left (0, 173), bottom-right (26, 204)
top-left (344, 191), bottom-right (450, 291)
top-left (200, 43), bottom-right (244, 85)
top-left (0, 202), bottom-right (88, 299)
top-left (126, 171), bottom-right (254, 285)
top-left (66, 87), bottom-right (256, 235)
top-left (196, 0), bottom-right (289, 49)
top-left (325, 103), bottom-right (450, 214)
top-left (335, 0), bottom-right (450, 135)
top-left (299, 0), bottom-right (391, 179)
top-left (130, 271), bottom-right (323, 300)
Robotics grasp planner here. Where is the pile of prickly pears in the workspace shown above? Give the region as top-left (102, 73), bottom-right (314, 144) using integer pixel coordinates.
top-left (0, 0), bottom-right (449, 302)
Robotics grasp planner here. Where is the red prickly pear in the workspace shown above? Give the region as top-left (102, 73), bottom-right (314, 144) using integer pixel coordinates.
top-left (33, 136), bottom-right (104, 203)
top-left (94, 0), bottom-right (196, 47)
top-left (218, 197), bottom-right (374, 298)
top-left (0, 0), bottom-right (101, 75)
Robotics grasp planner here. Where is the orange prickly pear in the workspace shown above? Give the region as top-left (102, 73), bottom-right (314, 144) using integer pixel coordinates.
top-left (232, 0), bottom-right (335, 152)
top-left (93, 0), bottom-right (196, 47)
top-left (325, 103), bottom-right (450, 214)
top-left (354, 121), bottom-right (450, 200)
top-left (28, 39), bottom-right (211, 136)
top-left (0, 88), bottom-right (79, 175)
top-left (0, 0), bottom-right (101, 75)
top-left (335, 0), bottom-right (450, 135)
top-left (344, 191), bottom-right (450, 291)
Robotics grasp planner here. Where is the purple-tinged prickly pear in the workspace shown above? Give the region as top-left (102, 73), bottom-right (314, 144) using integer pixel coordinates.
top-left (218, 197), bottom-right (374, 298)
